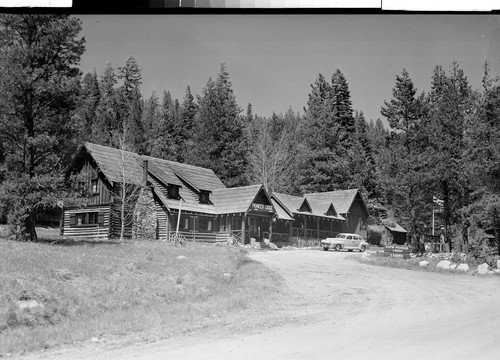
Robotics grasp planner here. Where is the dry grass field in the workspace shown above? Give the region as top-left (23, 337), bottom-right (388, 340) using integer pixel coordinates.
top-left (0, 228), bottom-right (282, 356)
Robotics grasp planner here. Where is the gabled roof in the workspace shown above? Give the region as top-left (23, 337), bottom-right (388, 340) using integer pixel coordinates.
top-left (212, 184), bottom-right (268, 215)
top-left (82, 143), bottom-right (144, 185)
top-left (163, 160), bottom-right (226, 192)
top-left (305, 189), bottom-right (368, 215)
top-left (307, 198), bottom-right (340, 218)
top-left (272, 193), bottom-right (305, 214)
top-left (143, 156), bottom-right (183, 187)
top-left (271, 198), bottom-right (294, 221)
top-left (272, 192), bottom-right (345, 221)
top-left (75, 142), bottom-right (225, 190)
top-left (385, 223), bottom-right (407, 233)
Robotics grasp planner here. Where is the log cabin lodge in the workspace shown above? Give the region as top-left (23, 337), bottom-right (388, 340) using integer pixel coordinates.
top-left (61, 143), bottom-right (369, 246)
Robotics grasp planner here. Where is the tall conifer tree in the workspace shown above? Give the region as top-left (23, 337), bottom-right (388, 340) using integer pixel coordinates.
top-left (0, 14), bottom-right (85, 240)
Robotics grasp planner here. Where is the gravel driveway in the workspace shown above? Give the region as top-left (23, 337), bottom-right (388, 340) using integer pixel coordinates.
top-left (21, 249), bottom-right (500, 360)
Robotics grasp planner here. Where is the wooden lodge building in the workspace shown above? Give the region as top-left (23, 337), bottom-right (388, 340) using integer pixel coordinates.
top-left (62, 143), bottom-right (369, 245)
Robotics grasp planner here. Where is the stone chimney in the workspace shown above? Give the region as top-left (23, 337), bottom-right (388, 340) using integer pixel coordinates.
top-left (143, 159), bottom-right (148, 186)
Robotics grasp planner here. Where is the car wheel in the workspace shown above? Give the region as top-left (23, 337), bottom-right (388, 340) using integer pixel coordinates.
top-left (360, 245), bottom-right (367, 252)
top-left (323, 246), bottom-right (329, 251)
top-left (334, 244), bottom-right (341, 251)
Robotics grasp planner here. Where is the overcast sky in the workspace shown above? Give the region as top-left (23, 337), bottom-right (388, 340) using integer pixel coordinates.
top-left (78, 15), bottom-right (500, 126)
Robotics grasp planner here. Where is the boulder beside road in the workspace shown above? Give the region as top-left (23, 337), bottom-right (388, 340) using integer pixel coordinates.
top-left (436, 260), bottom-right (452, 270)
top-left (477, 263), bottom-right (489, 275)
top-left (456, 263), bottom-right (470, 272)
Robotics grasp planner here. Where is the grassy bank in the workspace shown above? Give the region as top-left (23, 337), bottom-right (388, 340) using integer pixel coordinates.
top-left (0, 237), bottom-right (282, 356)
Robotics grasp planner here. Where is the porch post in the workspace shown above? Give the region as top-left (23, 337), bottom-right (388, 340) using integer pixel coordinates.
top-left (316, 217), bottom-right (320, 241)
top-left (193, 216), bottom-right (196, 242)
top-left (241, 214), bottom-right (246, 244)
top-left (289, 221), bottom-right (293, 241)
top-left (228, 215), bottom-right (232, 236)
top-left (269, 216), bottom-right (273, 242)
top-left (166, 211), bottom-right (170, 241)
top-left (304, 216), bottom-right (308, 239)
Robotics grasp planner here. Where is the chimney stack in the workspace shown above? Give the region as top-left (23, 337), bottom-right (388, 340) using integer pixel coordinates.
top-left (143, 159), bottom-right (148, 186)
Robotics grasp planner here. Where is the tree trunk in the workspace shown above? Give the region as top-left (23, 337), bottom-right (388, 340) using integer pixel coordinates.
top-left (494, 207), bottom-right (500, 256)
top-left (24, 214), bottom-right (37, 242)
top-left (442, 180), bottom-right (451, 249)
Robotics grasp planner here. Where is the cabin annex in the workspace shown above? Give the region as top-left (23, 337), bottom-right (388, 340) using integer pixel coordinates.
top-left (305, 189), bottom-right (370, 238)
top-left (270, 192), bottom-right (345, 244)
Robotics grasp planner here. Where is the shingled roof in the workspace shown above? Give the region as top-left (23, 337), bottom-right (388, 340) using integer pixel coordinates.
top-left (305, 189), bottom-right (367, 215)
top-left (272, 192), bottom-right (344, 220)
top-left (212, 184), bottom-right (267, 214)
top-left (83, 143), bottom-right (144, 185)
top-left (78, 143), bottom-right (225, 191)
top-left (271, 198), bottom-right (294, 221)
top-left (163, 160), bottom-right (226, 192)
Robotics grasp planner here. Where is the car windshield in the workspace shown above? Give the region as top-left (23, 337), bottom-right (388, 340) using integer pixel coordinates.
top-left (337, 234), bottom-right (346, 239)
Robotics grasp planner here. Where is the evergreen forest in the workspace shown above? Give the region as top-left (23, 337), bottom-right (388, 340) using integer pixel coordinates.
top-left (1, 14), bottom-right (499, 255)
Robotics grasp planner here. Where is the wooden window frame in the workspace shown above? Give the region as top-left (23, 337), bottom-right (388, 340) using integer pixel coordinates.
top-left (91, 179), bottom-right (99, 195)
top-left (168, 185), bottom-right (180, 199)
top-left (69, 211), bottom-right (104, 227)
top-left (199, 191), bottom-right (210, 204)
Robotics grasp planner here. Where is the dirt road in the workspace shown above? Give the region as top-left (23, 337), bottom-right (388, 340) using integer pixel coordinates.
top-left (23, 250), bottom-right (500, 360)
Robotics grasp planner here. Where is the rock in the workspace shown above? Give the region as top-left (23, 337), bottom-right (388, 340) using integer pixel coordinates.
top-left (497, 259), bottom-right (500, 270)
top-left (456, 263), bottom-right (470, 272)
top-left (91, 337), bottom-right (99, 343)
top-left (17, 299), bottom-right (43, 310)
top-left (449, 263), bottom-right (458, 270)
top-left (176, 255), bottom-right (187, 260)
top-left (269, 243), bottom-right (278, 250)
top-left (419, 261), bottom-right (429, 267)
top-left (436, 260), bottom-right (452, 270)
top-left (494, 269), bottom-right (500, 275)
top-left (477, 263), bottom-right (489, 275)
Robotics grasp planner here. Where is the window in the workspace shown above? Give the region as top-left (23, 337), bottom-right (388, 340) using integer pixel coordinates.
top-left (71, 212), bottom-right (102, 226)
top-left (199, 218), bottom-right (213, 231)
top-left (199, 191), bottom-right (210, 204)
top-left (91, 179), bottom-right (99, 194)
top-left (88, 212), bottom-right (99, 224)
top-left (168, 185), bottom-right (180, 199)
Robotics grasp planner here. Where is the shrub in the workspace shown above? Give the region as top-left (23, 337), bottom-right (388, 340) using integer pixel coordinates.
top-left (367, 228), bottom-right (382, 246)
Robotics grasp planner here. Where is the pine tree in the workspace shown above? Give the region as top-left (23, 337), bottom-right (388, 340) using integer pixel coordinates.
top-left (177, 86), bottom-right (197, 162)
top-left (189, 64), bottom-right (248, 187)
top-left (0, 14), bottom-right (85, 240)
top-left (94, 63), bottom-right (120, 147)
top-left (141, 91), bottom-right (163, 156)
top-left (117, 57), bottom-right (143, 152)
top-left (380, 69), bottom-right (428, 240)
top-left (299, 71), bottom-right (357, 193)
top-left (463, 62), bottom-right (500, 254)
top-left (331, 69), bottom-right (356, 141)
top-left (76, 70), bottom-right (100, 141)
top-left (427, 62), bottom-right (473, 249)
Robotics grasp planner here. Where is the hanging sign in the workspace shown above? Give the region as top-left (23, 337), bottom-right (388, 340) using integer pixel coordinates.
top-left (251, 203), bottom-right (273, 212)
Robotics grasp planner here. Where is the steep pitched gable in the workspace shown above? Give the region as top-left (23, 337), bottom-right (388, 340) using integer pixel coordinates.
top-left (305, 189), bottom-right (368, 216)
top-left (212, 184), bottom-right (273, 215)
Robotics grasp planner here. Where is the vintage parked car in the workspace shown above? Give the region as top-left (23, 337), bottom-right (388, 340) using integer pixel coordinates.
top-left (321, 233), bottom-right (369, 252)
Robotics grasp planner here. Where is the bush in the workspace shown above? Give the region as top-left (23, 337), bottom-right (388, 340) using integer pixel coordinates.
top-left (367, 228), bottom-right (382, 246)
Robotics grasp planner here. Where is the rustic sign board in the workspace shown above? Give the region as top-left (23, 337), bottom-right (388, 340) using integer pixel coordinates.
top-left (251, 203), bottom-right (273, 212)
top-left (384, 245), bottom-right (413, 260)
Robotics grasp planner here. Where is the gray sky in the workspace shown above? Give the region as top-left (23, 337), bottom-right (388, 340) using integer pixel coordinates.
top-left (78, 15), bottom-right (500, 126)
